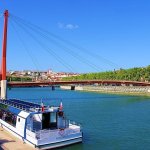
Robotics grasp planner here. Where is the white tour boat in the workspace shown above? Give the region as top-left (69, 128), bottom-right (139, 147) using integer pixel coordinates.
top-left (0, 99), bottom-right (83, 149)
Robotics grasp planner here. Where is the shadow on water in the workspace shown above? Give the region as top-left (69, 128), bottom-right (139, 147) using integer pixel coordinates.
top-left (55, 143), bottom-right (83, 150)
top-left (125, 96), bottom-right (150, 104)
top-left (9, 95), bottom-right (134, 102)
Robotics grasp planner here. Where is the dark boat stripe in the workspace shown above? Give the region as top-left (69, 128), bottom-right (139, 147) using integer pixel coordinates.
top-left (38, 136), bottom-right (82, 148)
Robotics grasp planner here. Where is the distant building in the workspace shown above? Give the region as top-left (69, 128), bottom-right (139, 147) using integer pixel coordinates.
top-left (7, 69), bottom-right (79, 81)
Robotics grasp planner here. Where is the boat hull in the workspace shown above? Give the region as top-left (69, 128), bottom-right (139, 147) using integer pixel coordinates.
top-left (38, 137), bottom-right (82, 150)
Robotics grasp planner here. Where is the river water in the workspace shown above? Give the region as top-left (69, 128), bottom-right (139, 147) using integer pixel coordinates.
top-left (7, 87), bottom-right (150, 150)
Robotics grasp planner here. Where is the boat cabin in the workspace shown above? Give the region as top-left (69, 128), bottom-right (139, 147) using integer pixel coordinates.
top-left (0, 99), bottom-right (69, 132)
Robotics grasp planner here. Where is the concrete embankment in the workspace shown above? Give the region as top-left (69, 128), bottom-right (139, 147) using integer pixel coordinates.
top-left (77, 85), bottom-right (150, 96)
top-left (60, 85), bottom-right (76, 90)
top-left (61, 85), bottom-right (150, 96)
top-left (60, 85), bottom-right (71, 90)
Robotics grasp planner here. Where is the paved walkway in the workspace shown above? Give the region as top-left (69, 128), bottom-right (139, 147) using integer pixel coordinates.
top-left (0, 127), bottom-right (36, 150)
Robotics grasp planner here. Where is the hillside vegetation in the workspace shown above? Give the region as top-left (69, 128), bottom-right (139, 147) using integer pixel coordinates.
top-left (7, 76), bottom-right (32, 82)
top-left (63, 66), bottom-right (150, 82)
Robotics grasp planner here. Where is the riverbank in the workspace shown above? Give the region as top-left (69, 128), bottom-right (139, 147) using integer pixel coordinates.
top-left (61, 85), bottom-right (150, 96)
top-left (77, 85), bottom-right (150, 96)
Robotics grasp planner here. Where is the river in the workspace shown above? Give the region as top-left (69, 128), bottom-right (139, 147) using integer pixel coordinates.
top-left (7, 87), bottom-right (150, 150)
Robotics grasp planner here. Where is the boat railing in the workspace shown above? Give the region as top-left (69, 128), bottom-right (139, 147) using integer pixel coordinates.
top-left (26, 124), bottom-right (81, 140)
top-left (26, 124), bottom-right (34, 131)
top-left (35, 127), bottom-right (81, 140)
top-left (26, 128), bottom-right (37, 139)
top-left (69, 120), bottom-right (82, 129)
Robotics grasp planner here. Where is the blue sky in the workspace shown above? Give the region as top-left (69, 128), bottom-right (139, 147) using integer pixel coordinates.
top-left (0, 0), bottom-right (150, 73)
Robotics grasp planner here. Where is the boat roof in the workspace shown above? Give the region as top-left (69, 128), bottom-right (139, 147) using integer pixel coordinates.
top-left (0, 99), bottom-right (42, 112)
top-left (0, 99), bottom-right (60, 114)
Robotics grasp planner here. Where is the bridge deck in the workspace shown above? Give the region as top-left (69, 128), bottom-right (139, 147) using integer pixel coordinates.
top-left (7, 80), bottom-right (150, 87)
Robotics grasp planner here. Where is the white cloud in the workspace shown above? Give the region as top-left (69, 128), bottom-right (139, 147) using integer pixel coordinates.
top-left (58, 22), bottom-right (79, 30)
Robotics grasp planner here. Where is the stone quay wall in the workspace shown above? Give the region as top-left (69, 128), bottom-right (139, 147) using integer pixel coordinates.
top-left (75, 85), bottom-right (150, 95)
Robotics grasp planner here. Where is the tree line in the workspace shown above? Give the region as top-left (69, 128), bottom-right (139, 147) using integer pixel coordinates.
top-left (7, 76), bottom-right (32, 82)
top-left (62, 66), bottom-right (150, 82)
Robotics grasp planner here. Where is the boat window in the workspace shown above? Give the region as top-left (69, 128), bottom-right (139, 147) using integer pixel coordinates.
top-left (42, 112), bottom-right (57, 129)
top-left (0, 108), bottom-right (17, 127)
top-left (42, 113), bottom-right (50, 129)
top-left (50, 112), bottom-right (56, 123)
top-left (18, 118), bottom-right (20, 122)
top-left (49, 112), bottom-right (57, 129)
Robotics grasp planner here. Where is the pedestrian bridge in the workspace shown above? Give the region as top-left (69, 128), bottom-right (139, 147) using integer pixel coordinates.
top-left (7, 80), bottom-right (150, 87)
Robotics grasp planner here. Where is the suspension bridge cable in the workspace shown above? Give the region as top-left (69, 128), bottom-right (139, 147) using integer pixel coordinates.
top-left (10, 15), bottom-right (103, 71)
top-left (9, 20), bottom-right (40, 71)
top-left (11, 17), bottom-right (103, 71)
top-left (10, 14), bottom-right (120, 69)
top-left (25, 25), bottom-right (102, 71)
top-left (10, 17), bottom-right (75, 72)
top-left (11, 19), bottom-right (75, 72)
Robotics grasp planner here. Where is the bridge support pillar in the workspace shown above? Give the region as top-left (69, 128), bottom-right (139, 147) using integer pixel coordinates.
top-left (1, 10), bottom-right (9, 100)
top-left (52, 86), bottom-right (55, 91)
top-left (1, 80), bottom-right (7, 99)
top-left (71, 85), bottom-right (75, 90)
